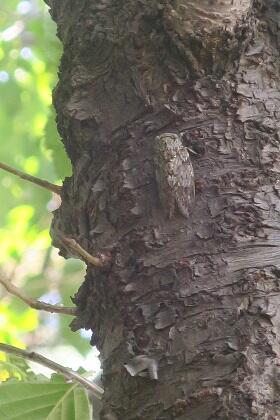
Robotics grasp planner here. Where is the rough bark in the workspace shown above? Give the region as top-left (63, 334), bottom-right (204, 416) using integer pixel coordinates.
top-left (47, 0), bottom-right (280, 418)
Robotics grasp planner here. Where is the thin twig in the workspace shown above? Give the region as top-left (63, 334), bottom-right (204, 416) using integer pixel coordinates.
top-left (0, 343), bottom-right (104, 399)
top-left (0, 161), bottom-right (62, 195)
top-left (62, 237), bottom-right (107, 267)
top-left (0, 275), bottom-right (76, 316)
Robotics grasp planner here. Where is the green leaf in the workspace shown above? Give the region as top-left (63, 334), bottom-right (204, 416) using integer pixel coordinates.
top-left (0, 375), bottom-right (91, 420)
top-left (0, 354), bottom-right (36, 381)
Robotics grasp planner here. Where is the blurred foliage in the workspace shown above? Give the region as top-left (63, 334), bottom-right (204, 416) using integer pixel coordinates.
top-left (0, 0), bottom-right (92, 365)
top-left (0, 351), bottom-right (36, 381)
top-left (0, 371), bottom-right (92, 420)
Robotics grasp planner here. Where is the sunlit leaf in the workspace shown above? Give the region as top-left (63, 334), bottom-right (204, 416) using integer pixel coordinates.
top-left (23, 156), bottom-right (39, 175)
top-left (0, 353), bottom-right (35, 381)
top-left (0, 303), bottom-right (38, 335)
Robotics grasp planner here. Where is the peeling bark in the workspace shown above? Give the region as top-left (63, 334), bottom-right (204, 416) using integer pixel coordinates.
top-left (46, 0), bottom-right (280, 418)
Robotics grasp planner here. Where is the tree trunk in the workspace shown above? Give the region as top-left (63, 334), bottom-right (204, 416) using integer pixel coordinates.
top-left (47, 0), bottom-right (280, 418)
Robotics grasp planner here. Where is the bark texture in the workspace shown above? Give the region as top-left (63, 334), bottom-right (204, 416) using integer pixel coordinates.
top-left (47, 0), bottom-right (280, 418)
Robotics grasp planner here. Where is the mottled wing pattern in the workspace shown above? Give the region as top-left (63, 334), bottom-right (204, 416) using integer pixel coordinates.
top-left (154, 133), bottom-right (195, 219)
top-left (170, 147), bottom-right (195, 218)
top-left (154, 145), bottom-right (175, 219)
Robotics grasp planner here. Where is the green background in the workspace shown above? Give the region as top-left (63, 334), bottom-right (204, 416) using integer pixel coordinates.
top-left (0, 0), bottom-right (98, 380)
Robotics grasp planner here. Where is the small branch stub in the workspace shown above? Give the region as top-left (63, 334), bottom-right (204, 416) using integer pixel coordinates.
top-left (62, 237), bottom-right (111, 267)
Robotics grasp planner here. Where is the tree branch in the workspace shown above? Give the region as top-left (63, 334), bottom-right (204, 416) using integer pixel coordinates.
top-left (0, 275), bottom-right (76, 316)
top-left (0, 161), bottom-right (62, 195)
top-left (0, 343), bottom-right (104, 399)
top-left (62, 237), bottom-right (110, 267)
